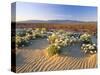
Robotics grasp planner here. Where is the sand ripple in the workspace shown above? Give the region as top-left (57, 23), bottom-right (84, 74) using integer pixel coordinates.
top-left (16, 49), bottom-right (97, 73)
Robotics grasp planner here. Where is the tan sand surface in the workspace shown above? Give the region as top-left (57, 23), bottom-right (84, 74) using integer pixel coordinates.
top-left (16, 49), bottom-right (97, 73)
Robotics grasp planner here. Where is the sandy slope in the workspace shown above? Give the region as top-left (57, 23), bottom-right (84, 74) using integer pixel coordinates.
top-left (16, 49), bottom-right (97, 73)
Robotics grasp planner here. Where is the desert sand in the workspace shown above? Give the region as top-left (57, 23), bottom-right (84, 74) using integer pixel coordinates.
top-left (16, 49), bottom-right (97, 73)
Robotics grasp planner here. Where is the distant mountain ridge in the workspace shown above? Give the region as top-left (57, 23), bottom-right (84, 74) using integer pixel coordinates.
top-left (17, 20), bottom-right (96, 24)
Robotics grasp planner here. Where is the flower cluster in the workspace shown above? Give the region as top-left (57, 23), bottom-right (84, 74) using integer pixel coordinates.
top-left (81, 44), bottom-right (97, 54)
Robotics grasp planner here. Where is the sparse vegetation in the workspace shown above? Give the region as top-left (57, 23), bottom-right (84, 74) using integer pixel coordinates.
top-left (81, 43), bottom-right (97, 54)
top-left (46, 44), bottom-right (60, 56)
top-left (15, 23), bottom-right (97, 72)
top-left (48, 33), bottom-right (58, 44)
top-left (15, 27), bottom-right (97, 56)
top-left (16, 22), bottom-right (97, 33)
top-left (16, 28), bottom-right (47, 48)
top-left (80, 33), bottom-right (92, 44)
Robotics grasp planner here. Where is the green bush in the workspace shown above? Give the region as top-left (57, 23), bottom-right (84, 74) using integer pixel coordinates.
top-left (48, 33), bottom-right (58, 44)
top-left (16, 35), bottom-right (22, 48)
top-left (41, 28), bottom-right (47, 33)
top-left (46, 44), bottom-right (60, 56)
top-left (34, 28), bottom-right (47, 38)
top-left (80, 33), bottom-right (92, 44)
top-left (17, 30), bottom-right (26, 37)
top-left (16, 35), bottom-right (30, 48)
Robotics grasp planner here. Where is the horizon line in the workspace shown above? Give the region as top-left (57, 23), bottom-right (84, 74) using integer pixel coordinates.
top-left (13, 19), bottom-right (97, 22)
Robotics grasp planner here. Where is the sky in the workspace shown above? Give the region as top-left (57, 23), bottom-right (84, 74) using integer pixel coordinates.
top-left (12, 2), bottom-right (97, 22)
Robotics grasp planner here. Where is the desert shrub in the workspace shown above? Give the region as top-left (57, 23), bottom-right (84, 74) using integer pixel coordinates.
top-left (81, 43), bottom-right (97, 54)
top-left (17, 30), bottom-right (26, 37)
top-left (65, 32), bottom-right (73, 36)
top-left (41, 28), bottom-right (47, 33)
top-left (26, 28), bottom-right (33, 35)
top-left (20, 38), bottom-right (28, 47)
top-left (16, 35), bottom-right (30, 48)
top-left (35, 32), bottom-right (42, 38)
top-left (55, 38), bottom-right (71, 47)
top-left (34, 28), bottom-right (41, 38)
top-left (48, 33), bottom-right (58, 44)
top-left (34, 28), bottom-right (47, 38)
top-left (16, 35), bottom-right (22, 48)
top-left (16, 28), bottom-right (48, 48)
top-left (47, 31), bottom-right (76, 46)
top-left (80, 33), bottom-right (92, 44)
top-left (58, 29), bottom-right (65, 34)
top-left (35, 28), bottom-right (41, 32)
top-left (31, 31), bottom-right (36, 39)
top-left (25, 34), bottom-right (33, 40)
top-left (46, 44), bottom-right (60, 56)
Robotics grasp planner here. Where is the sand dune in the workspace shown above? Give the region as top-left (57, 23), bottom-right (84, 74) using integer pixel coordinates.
top-left (16, 49), bottom-right (97, 73)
